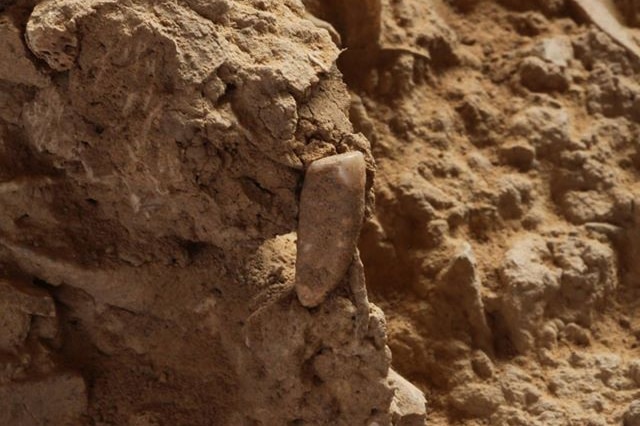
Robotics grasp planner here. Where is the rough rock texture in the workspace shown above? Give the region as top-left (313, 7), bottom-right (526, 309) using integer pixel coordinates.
top-left (0, 0), bottom-right (420, 424)
top-left (5, 0), bottom-right (640, 424)
top-left (330, 0), bottom-right (640, 424)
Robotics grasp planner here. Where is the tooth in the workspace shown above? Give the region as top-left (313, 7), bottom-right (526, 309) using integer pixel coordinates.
top-left (295, 151), bottom-right (367, 307)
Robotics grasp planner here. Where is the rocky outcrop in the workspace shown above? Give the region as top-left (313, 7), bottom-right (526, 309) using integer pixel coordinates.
top-left (0, 0), bottom-right (424, 424)
top-left (6, 0), bottom-right (640, 424)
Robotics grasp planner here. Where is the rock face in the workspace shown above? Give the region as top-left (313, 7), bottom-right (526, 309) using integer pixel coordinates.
top-left (6, 0), bottom-right (640, 424)
top-left (0, 0), bottom-right (424, 424)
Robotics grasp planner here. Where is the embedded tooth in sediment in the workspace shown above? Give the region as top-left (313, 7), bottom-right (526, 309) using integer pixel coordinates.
top-left (295, 151), bottom-right (367, 308)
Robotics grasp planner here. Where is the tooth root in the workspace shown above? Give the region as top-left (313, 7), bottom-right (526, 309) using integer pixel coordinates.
top-left (295, 151), bottom-right (367, 308)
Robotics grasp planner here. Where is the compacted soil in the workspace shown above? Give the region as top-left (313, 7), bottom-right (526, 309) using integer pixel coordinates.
top-left (3, 0), bottom-right (640, 424)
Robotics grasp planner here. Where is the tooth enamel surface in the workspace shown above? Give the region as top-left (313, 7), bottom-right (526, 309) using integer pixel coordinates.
top-left (295, 151), bottom-right (367, 307)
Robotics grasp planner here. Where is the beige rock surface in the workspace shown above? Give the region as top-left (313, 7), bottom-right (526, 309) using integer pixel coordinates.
top-left (1, 0), bottom-right (410, 424)
top-left (4, 0), bottom-right (640, 424)
top-left (348, 0), bottom-right (640, 424)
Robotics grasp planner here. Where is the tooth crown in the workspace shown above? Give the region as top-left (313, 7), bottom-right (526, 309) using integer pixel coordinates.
top-left (295, 151), bottom-right (367, 307)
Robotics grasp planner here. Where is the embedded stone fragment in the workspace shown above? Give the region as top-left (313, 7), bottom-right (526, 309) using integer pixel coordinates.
top-left (388, 368), bottom-right (427, 426)
top-left (534, 36), bottom-right (574, 67)
top-left (519, 56), bottom-right (569, 92)
top-left (438, 243), bottom-right (493, 352)
top-left (295, 151), bottom-right (366, 307)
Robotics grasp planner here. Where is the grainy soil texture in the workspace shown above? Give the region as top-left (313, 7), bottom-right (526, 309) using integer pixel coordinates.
top-left (2, 0), bottom-right (640, 425)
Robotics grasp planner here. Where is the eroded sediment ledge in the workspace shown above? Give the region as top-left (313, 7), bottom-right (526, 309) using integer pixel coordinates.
top-left (0, 0), bottom-right (424, 424)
